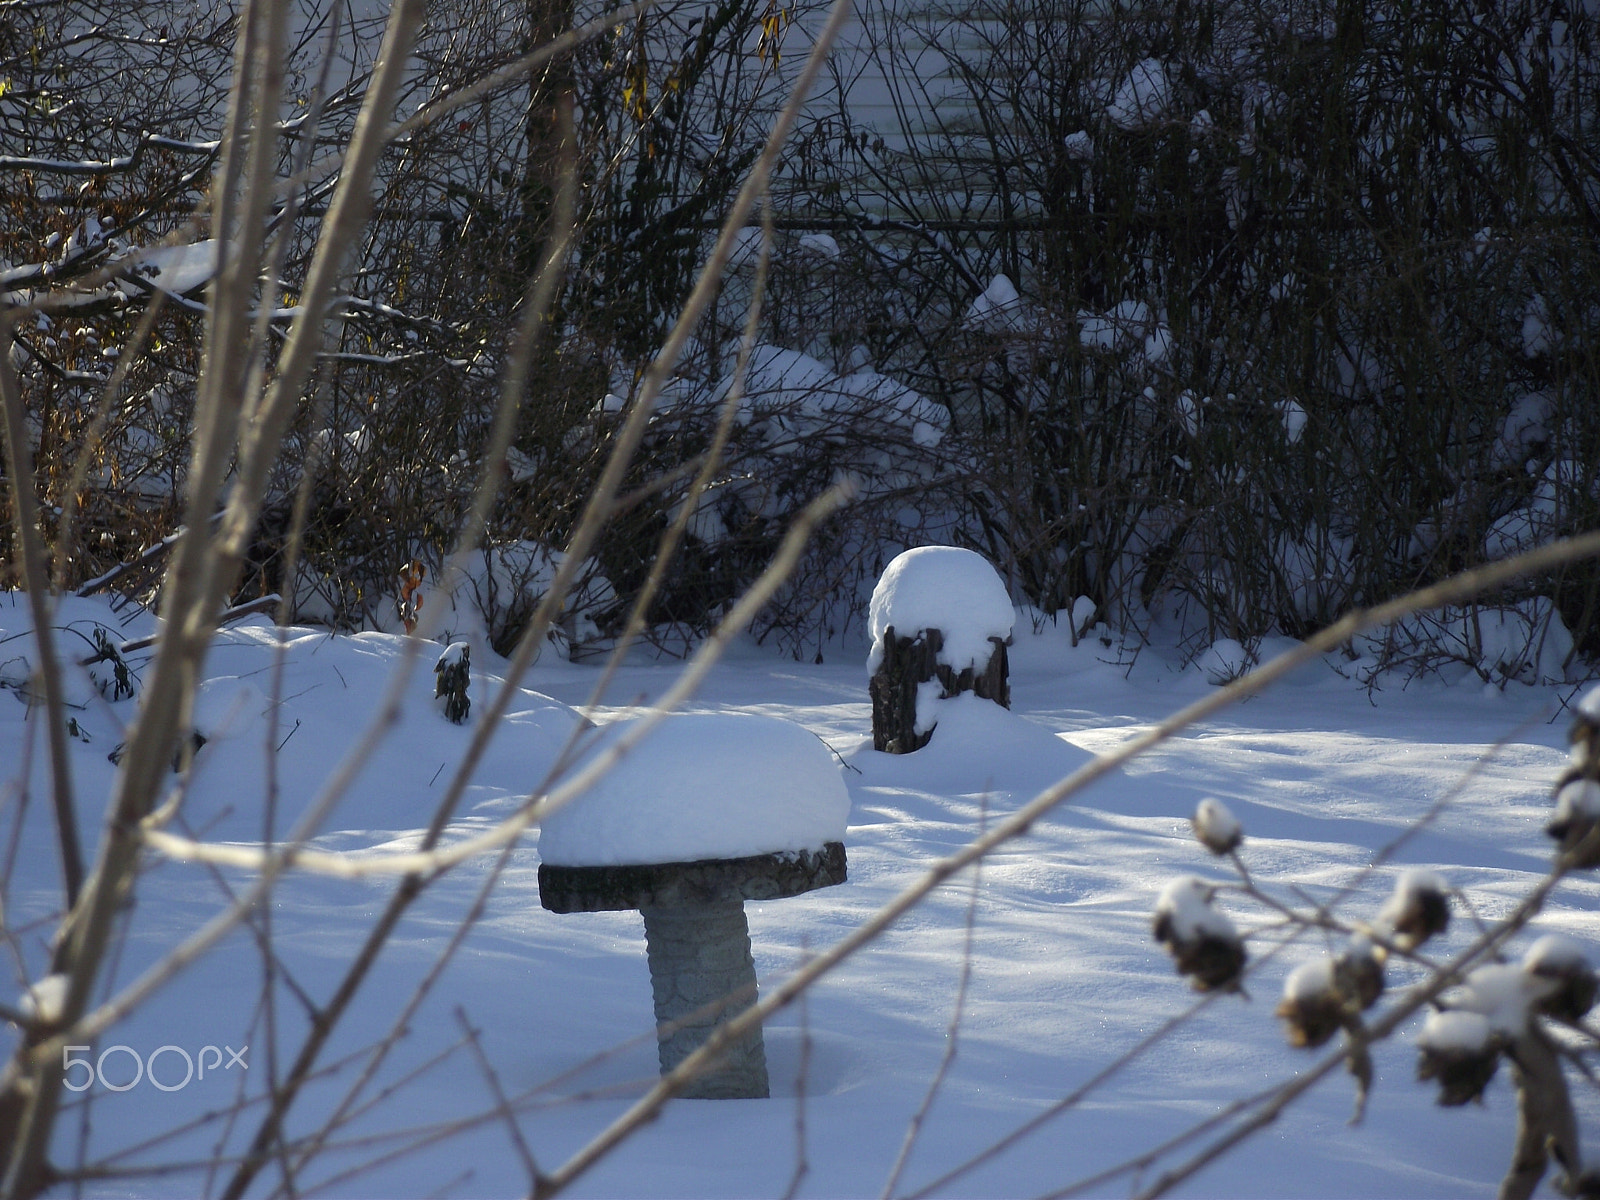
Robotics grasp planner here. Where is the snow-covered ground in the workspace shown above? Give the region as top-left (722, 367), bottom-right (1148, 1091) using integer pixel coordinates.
top-left (2, 593), bottom-right (1596, 1198)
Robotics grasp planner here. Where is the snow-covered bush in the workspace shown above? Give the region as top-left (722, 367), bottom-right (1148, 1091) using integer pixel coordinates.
top-left (804, 0), bottom-right (1600, 678)
top-left (1347, 598), bottom-right (1578, 687)
top-left (584, 337), bottom-right (963, 657)
top-left (447, 541), bottom-right (618, 659)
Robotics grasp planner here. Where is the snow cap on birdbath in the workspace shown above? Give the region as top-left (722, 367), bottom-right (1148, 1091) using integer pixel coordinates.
top-left (538, 711), bottom-right (849, 1099)
top-left (866, 546), bottom-right (1014, 753)
top-left (538, 712), bottom-right (848, 867)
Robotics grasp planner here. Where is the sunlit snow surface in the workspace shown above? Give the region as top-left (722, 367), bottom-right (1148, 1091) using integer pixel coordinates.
top-left (1, 593), bottom-right (1596, 1199)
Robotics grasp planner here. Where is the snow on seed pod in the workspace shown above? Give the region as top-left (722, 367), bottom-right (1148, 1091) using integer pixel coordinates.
top-left (15, 974), bottom-right (68, 1027)
top-left (1448, 964), bottom-right (1541, 1038)
top-left (1548, 772), bottom-right (1600, 867)
top-left (1377, 869), bottom-right (1450, 950)
top-left (1522, 934), bottom-right (1598, 1023)
top-left (1152, 876), bottom-right (1247, 992)
top-left (1276, 959), bottom-right (1345, 1048)
top-left (1192, 797), bottom-right (1242, 855)
top-left (1576, 683), bottom-right (1600, 726)
top-left (1333, 936), bottom-right (1385, 1011)
top-left (1416, 1010), bottom-right (1500, 1106)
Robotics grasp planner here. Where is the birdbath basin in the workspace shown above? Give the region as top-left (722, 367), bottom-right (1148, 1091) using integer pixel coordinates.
top-left (537, 712), bottom-right (850, 1099)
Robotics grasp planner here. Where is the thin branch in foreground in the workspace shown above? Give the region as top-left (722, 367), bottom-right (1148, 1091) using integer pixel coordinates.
top-left (881, 800), bottom-right (986, 1200)
top-left (1032, 1082), bottom-right (1286, 1200)
top-left (0, 10), bottom-right (433, 1188)
top-left (782, 940), bottom-right (814, 1200)
top-left (573, 197), bottom-right (774, 727)
top-left (0, 318), bottom-right (84, 910)
top-left (455, 1008), bottom-right (541, 1189)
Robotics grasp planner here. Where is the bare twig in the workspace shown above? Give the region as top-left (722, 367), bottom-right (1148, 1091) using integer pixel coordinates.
top-left (455, 1008), bottom-right (541, 1189)
top-left (881, 801), bottom-right (986, 1199)
top-left (782, 941), bottom-right (815, 1200)
top-left (0, 319), bottom-right (83, 910)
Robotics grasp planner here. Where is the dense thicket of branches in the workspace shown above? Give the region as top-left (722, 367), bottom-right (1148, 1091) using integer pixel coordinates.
top-left (798, 0), bottom-right (1600, 668)
top-left (1, 0), bottom-right (807, 648)
top-left (3, 0), bottom-right (1598, 672)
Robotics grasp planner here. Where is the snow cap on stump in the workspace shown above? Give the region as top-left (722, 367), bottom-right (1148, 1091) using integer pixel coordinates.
top-left (867, 546), bottom-right (1014, 676)
top-left (538, 711), bottom-right (850, 867)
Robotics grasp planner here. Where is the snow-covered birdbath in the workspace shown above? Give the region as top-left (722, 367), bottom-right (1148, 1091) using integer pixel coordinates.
top-left (537, 712), bottom-right (849, 1099)
top-left (867, 546), bottom-right (1014, 753)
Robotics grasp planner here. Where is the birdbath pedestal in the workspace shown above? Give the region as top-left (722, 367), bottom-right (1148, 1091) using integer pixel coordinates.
top-left (539, 843), bottom-right (845, 1098)
top-left (535, 711), bottom-right (852, 1099)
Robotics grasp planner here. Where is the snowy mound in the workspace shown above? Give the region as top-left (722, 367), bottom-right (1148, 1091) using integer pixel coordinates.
top-left (538, 712), bottom-right (850, 867)
top-left (850, 692), bottom-right (1093, 800)
top-left (868, 546), bottom-right (1014, 675)
top-left (728, 345), bottom-right (949, 449)
top-left (179, 623), bottom-right (584, 843)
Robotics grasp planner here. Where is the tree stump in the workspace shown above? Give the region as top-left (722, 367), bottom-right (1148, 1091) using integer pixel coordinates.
top-left (870, 625), bottom-right (1010, 754)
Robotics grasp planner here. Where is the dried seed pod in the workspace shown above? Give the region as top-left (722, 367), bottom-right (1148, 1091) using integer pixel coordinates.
top-left (1548, 772), bottom-right (1600, 868)
top-left (1377, 869), bottom-right (1450, 950)
top-left (1276, 960), bottom-right (1344, 1048)
top-left (1192, 797), bottom-right (1242, 856)
top-left (1153, 877), bottom-right (1247, 992)
top-left (1523, 934), bottom-right (1598, 1023)
top-left (1577, 683), bottom-right (1600, 726)
top-left (1168, 932), bottom-right (1248, 993)
top-left (1416, 1010), bottom-right (1499, 1106)
top-left (1333, 937), bottom-right (1385, 1011)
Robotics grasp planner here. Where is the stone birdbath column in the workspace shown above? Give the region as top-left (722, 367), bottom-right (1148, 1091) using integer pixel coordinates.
top-left (537, 712), bottom-right (850, 1099)
top-left (867, 546), bottom-right (1015, 753)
